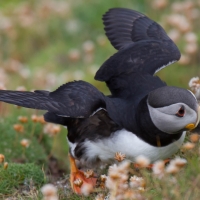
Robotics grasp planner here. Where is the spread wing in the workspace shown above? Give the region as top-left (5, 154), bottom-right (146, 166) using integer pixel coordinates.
top-left (102, 8), bottom-right (172, 50)
top-left (95, 8), bottom-right (180, 96)
top-left (0, 81), bottom-right (106, 118)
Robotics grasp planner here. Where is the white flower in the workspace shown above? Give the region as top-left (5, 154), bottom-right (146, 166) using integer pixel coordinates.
top-left (135, 155), bottom-right (150, 168)
top-left (41, 184), bottom-right (58, 200)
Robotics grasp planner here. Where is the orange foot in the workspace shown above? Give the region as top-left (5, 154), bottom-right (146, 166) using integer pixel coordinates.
top-left (69, 154), bottom-right (97, 194)
top-left (134, 159), bottom-right (170, 169)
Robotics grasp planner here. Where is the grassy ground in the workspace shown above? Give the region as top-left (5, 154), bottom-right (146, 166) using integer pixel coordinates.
top-left (0, 0), bottom-right (200, 199)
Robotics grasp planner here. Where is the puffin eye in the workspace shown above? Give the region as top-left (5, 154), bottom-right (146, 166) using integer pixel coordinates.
top-left (176, 106), bottom-right (185, 117)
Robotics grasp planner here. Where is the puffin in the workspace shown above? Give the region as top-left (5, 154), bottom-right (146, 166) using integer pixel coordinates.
top-left (0, 8), bottom-right (199, 194)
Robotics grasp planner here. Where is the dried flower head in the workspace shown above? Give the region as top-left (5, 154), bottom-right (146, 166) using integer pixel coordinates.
top-left (0, 154), bottom-right (5, 163)
top-left (80, 183), bottom-right (93, 196)
top-left (41, 184), bottom-right (58, 200)
top-left (68, 49), bottom-right (81, 62)
top-left (84, 169), bottom-right (94, 178)
top-left (190, 133), bottom-right (199, 143)
top-left (168, 29), bottom-right (180, 42)
top-left (95, 194), bottom-right (105, 200)
top-left (20, 139), bottom-right (30, 148)
top-left (82, 40), bottom-right (95, 54)
top-left (0, 82), bottom-right (6, 90)
top-left (152, 0), bottom-right (168, 10)
top-left (135, 155), bottom-right (150, 168)
top-left (115, 152), bottom-right (126, 162)
top-left (43, 123), bottom-right (61, 136)
top-left (182, 142), bottom-right (195, 150)
top-left (152, 160), bottom-right (165, 178)
top-left (18, 116), bottom-right (28, 123)
top-left (184, 32), bottom-right (197, 43)
top-left (165, 163), bottom-right (179, 174)
top-left (4, 162), bottom-right (8, 170)
top-left (171, 157), bottom-right (187, 168)
top-left (178, 54), bottom-right (190, 65)
top-left (96, 35), bottom-right (106, 46)
top-left (38, 115), bottom-right (46, 124)
top-left (31, 114), bottom-right (38, 122)
top-left (130, 175), bottom-right (146, 189)
top-left (16, 86), bottom-right (26, 91)
top-left (73, 178), bottom-right (83, 187)
top-left (184, 43), bottom-right (198, 55)
top-left (100, 174), bottom-right (107, 183)
top-left (188, 77), bottom-right (200, 100)
top-left (13, 124), bottom-right (24, 133)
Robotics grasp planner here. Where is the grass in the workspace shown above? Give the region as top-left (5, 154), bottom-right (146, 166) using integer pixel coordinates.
top-left (0, 163), bottom-right (45, 196)
top-left (0, 0), bottom-right (199, 199)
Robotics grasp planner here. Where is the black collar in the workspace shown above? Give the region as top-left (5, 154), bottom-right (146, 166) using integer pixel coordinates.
top-left (135, 96), bottom-right (183, 147)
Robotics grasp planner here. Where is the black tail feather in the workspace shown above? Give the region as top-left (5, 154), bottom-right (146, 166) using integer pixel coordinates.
top-left (0, 90), bottom-right (50, 110)
top-left (0, 81), bottom-right (106, 118)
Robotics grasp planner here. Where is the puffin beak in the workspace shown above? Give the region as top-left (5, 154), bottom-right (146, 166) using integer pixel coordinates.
top-left (185, 106), bottom-right (200, 130)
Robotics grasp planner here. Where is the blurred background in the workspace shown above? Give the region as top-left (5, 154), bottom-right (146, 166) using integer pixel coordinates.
top-left (0, 0), bottom-right (199, 181)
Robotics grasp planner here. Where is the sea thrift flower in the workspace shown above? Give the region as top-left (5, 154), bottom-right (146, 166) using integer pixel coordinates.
top-left (0, 154), bottom-right (5, 163)
top-left (84, 169), bottom-right (94, 178)
top-left (182, 142), bottom-right (195, 150)
top-left (184, 43), bottom-right (198, 55)
top-left (4, 162), bottom-right (8, 169)
top-left (43, 123), bottom-right (61, 136)
top-left (31, 114), bottom-right (38, 122)
top-left (41, 184), bottom-right (58, 200)
top-left (95, 194), bottom-right (105, 200)
top-left (18, 116), bottom-right (28, 123)
top-left (0, 83), bottom-right (6, 90)
top-left (13, 124), bottom-right (24, 133)
top-left (73, 178), bottom-right (83, 187)
top-left (20, 139), bottom-right (30, 148)
top-left (171, 157), bottom-right (187, 168)
top-left (168, 29), bottom-right (180, 42)
top-left (38, 115), bottom-right (46, 124)
top-left (129, 175), bottom-right (146, 189)
top-left (165, 163), bottom-right (179, 174)
top-left (152, 160), bottom-right (165, 178)
top-left (152, 0), bottom-right (168, 10)
top-left (100, 174), bottom-right (107, 182)
top-left (135, 155), bottom-right (150, 168)
top-left (68, 49), bottom-right (81, 62)
top-left (82, 40), bottom-right (95, 54)
top-left (115, 152), bottom-right (126, 162)
top-left (178, 54), bottom-right (190, 65)
top-left (16, 86), bottom-right (26, 91)
top-left (189, 77), bottom-right (200, 100)
top-left (184, 32), bottom-right (197, 43)
top-left (81, 183), bottom-right (94, 196)
top-left (190, 133), bottom-right (199, 143)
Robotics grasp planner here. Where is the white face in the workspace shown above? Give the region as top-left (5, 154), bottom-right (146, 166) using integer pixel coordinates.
top-left (147, 102), bottom-right (198, 134)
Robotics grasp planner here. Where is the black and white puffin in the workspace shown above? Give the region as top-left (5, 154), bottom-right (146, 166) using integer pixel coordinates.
top-left (0, 8), bottom-right (199, 194)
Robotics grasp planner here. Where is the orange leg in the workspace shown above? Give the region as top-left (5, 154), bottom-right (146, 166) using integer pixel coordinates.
top-left (69, 154), bottom-right (97, 194)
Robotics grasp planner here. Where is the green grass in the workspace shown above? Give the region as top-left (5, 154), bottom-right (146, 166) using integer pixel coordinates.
top-left (0, 163), bottom-right (45, 195)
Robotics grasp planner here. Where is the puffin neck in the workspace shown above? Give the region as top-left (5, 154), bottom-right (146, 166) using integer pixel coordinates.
top-left (136, 96), bottom-right (183, 147)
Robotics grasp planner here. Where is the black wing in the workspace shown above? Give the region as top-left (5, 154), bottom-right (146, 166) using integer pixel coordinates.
top-left (0, 81), bottom-right (105, 118)
top-left (102, 8), bottom-right (172, 50)
top-left (95, 8), bottom-right (180, 94)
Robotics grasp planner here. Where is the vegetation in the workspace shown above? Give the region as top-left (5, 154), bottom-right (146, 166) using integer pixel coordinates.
top-left (0, 0), bottom-right (199, 199)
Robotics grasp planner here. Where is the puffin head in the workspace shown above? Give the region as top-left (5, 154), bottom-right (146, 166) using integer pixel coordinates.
top-left (147, 86), bottom-right (200, 134)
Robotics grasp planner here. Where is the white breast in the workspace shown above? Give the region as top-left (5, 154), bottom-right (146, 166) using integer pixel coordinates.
top-left (74, 129), bottom-right (186, 164)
